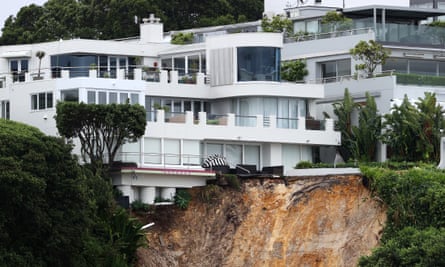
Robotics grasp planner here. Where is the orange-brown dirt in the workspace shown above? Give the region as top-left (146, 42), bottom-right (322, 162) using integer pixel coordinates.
top-left (137, 174), bottom-right (386, 267)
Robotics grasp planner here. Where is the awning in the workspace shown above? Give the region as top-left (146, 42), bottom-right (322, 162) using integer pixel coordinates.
top-left (1, 50), bottom-right (32, 58)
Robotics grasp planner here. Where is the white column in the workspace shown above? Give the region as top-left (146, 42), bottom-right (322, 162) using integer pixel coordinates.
top-left (227, 113), bottom-right (235, 126)
top-left (298, 116), bottom-right (305, 130)
top-left (140, 187), bottom-right (156, 204)
top-left (156, 109), bottom-right (165, 123)
top-left (196, 72), bottom-right (205, 85)
top-left (161, 187), bottom-right (176, 201)
top-left (185, 111), bottom-right (194, 125)
top-left (89, 69), bottom-right (97, 78)
top-left (118, 69), bottom-right (125, 80)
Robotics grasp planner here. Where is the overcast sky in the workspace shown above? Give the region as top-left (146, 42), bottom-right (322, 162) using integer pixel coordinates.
top-left (1, 0), bottom-right (412, 33)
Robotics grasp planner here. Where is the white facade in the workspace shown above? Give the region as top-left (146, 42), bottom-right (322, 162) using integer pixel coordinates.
top-left (0, 15), bottom-right (341, 204)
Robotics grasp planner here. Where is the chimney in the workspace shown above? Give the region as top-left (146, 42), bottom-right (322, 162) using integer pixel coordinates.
top-left (140, 14), bottom-right (163, 43)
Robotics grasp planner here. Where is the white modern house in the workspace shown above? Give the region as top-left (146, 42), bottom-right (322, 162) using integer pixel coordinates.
top-left (279, 1), bottom-right (445, 161)
top-left (0, 13), bottom-right (341, 204)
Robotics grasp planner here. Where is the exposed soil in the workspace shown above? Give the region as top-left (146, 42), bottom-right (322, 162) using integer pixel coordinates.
top-left (137, 174), bottom-right (386, 267)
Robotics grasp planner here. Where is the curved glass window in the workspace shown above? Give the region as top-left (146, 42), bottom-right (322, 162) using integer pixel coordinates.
top-left (237, 47), bottom-right (280, 82)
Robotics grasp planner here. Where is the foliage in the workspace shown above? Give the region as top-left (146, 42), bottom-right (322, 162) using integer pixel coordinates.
top-left (333, 89), bottom-right (382, 162)
top-left (261, 14), bottom-right (293, 34)
top-left (353, 92), bottom-right (382, 162)
top-left (55, 102), bottom-right (146, 174)
top-left (333, 88), bottom-right (358, 161)
top-left (35, 50), bottom-right (45, 78)
top-left (359, 166), bottom-right (445, 266)
top-left (320, 11), bottom-right (353, 32)
top-left (295, 160), bottom-right (313, 169)
top-left (281, 59), bottom-right (308, 82)
top-left (350, 40), bottom-right (391, 77)
top-left (382, 93), bottom-right (445, 162)
top-left (174, 189), bottom-right (192, 209)
top-left (131, 200), bottom-right (150, 212)
top-left (396, 72), bottom-right (445, 86)
top-left (171, 32), bottom-right (194, 44)
top-left (0, 0), bottom-right (263, 44)
top-left (0, 119), bottom-right (146, 266)
top-left (427, 20), bottom-right (445, 45)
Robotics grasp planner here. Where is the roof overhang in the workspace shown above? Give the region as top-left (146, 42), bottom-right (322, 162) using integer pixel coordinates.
top-left (343, 5), bottom-right (445, 20)
top-left (1, 50), bottom-right (32, 58)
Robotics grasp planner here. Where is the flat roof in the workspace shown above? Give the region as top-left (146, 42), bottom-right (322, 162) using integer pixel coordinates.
top-left (343, 5), bottom-right (445, 20)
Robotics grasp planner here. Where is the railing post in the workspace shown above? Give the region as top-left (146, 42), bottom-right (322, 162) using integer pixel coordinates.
top-left (325, 119), bottom-right (334, 131)
top-left (61, 70), bottom-right (70, 79)
top-left (256, 115), bottom-right (263, 128)
top-left (185, 111), bottom-right (193, 125)
top-left (134, 68), bottom-right (142, 80)
top-left (160, 70), bottom-right (168, 83)
top-left (227, 113), bottom-right (235, 126)
top-left (197, 72), bottom-right (205, 85)
top-left (199, 111), bottom-right (207, 126)
top-left (170, 70), bottom-right (178, 84)
top-left (156, 109), bottom-right (165, 123)
top-left (269, 115), bottom-right (276, 128)
top-left (298, 116), bottom-right (305, 130)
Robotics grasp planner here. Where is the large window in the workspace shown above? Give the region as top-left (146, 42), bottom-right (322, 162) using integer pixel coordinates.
top-left (10, 59), bottom-right (28, 82)
top-left (237, 47), bottom-right (280, 82)
top-left (383, 57), bottom-right (445, 76)
top-left (204, 142), bottom-right (261, 168)
top-left (51, 54), bottom-right (131, 78)
top-left (320, 59), bottom-right (351, 82)
top-left (31, 92), bottom-right (53, 110)
top-left (61, 89), bottom-right (79, 102)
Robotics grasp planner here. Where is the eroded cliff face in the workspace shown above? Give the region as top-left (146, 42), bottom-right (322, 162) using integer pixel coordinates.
top-left (137, 174), bottom-right (386, 267)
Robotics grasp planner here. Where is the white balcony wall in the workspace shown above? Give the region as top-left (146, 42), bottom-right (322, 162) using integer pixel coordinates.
top-left (317, 75), bottom-right (396, 118)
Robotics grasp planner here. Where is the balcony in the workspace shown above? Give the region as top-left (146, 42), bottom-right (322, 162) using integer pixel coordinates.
top-left (145, 110), bottom-right (340, 146)
top-left (0, 66), bottom-right (208, 89)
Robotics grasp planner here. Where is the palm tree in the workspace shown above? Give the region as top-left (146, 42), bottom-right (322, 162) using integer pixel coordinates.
top-left (35, 51), bottom-right (45, 79)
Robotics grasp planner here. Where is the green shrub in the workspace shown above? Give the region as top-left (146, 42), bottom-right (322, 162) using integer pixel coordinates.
top-left (359, 166), bottom-right (445, 266)
top-left (396, 72), bottom-right (445, 86)
top-left (295, 160), bottom-right (313, 169)
top-left (171, 32), bottom-right (194, 45)
top-left (174, 189), bottom-right (191, 209)
top-left (131, 200), bottom-right (150, 212)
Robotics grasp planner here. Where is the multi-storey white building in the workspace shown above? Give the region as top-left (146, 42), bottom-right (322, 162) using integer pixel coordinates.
top-left (281, 2), bottom-right (445, 161)
top-left (0, 14), bottom-right (340, 204)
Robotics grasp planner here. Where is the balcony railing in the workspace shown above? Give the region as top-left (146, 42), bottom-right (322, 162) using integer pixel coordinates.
top-left (2, 66), bottom-right (208, 87)
top-left (395, 72), bottom-right (445, 86)
top-left (284, 27), bottom-right (372, 43)
top-left (308, 70), bottom-right (395, 84)
top-left (147, 110), bottom-right (335, 132)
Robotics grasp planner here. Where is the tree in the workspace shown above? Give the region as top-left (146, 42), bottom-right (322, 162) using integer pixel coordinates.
top-left (381, 95), bottom-right (421, 161)
top-left (350, 40), bottom-right (391, 77)
top-left (353, 92), bottom-right (382, 162)
top-left (333, 88), bottom-right (358, 161)
top-left (55, 102), bottom-right (147, 174)
top-left (0, 119), bottom-right (146, 266)
top-left (0, 0), bottom-right (264, 44)
top-left (416, 92), bottom-right (445, 162)
top-left (261, 14), bottom-right (293, 34)
top-left (320, 11), bottom-right (353, 32)
top-left (381, 93), bottom-right (445, 162)
top-left (35, 51), bottom-right (45, 79)
top-left (281, 59), bottom-right (308, 82)
top-left (0, 119), bottom-right (97, 266)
